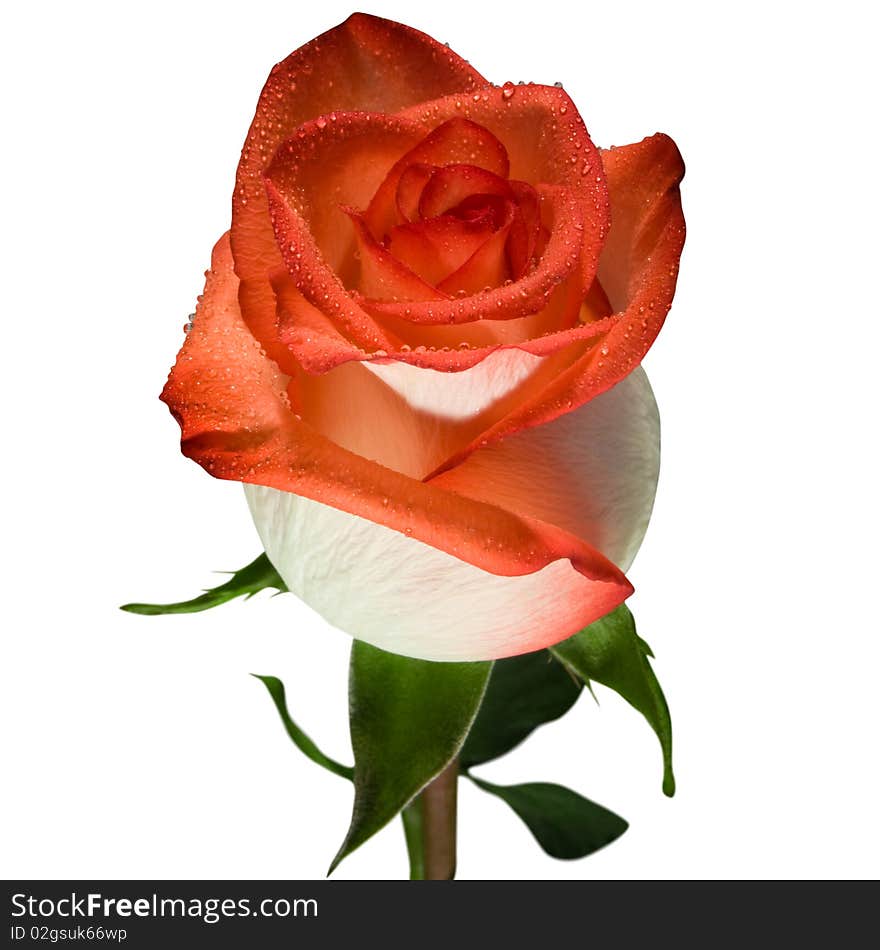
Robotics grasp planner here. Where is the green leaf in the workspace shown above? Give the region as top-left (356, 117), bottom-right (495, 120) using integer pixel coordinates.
top-left (330, 642), bottom-right (491, 874)
top-left (256, 673), bottom-right (429, 881)
top-left (120, 553), bottom-right (286, 615)
top-left (471, 777), bottom-right (628, 859)
top-left (253, 675), bottom-right (352, 780)
top-left (459, 650), bottom-right (582, 768)
top-left (551, 604), bottom-right (675, 796)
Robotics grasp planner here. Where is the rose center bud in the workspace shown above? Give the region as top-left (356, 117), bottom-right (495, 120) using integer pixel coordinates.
top-left (346, 126), bottom-right (546, 303)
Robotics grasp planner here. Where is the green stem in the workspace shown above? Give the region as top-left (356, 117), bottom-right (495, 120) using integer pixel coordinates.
top-left (420, 759), bottom-right (458, 880)
top-left (401, 799), bottom-right (425, 880)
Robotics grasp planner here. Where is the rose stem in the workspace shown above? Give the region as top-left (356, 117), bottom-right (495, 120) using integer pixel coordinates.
top-left (401, 799), bottom-right (425, 880)
top-left (419, 759), bottom-right (458, 880)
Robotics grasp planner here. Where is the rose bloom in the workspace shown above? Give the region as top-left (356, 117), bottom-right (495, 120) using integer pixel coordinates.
top-left (162, 14), bottom-right (685, 661)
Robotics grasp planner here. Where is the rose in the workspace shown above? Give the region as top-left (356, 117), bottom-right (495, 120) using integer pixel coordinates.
top-left (162, 13), bottom-right (685, 661)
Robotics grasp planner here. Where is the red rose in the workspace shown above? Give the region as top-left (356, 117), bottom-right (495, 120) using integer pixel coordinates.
top-left (162, 13), bottom-right (685, 660)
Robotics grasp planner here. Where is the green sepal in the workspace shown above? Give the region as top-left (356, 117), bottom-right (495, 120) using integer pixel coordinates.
top-left (459, 650), bottom-right (582, 768)
top-left (551, 604), bottom-right (675, 796)
top-left (470, 776), bottom-right (628, 859)
top-left (330, 642), bottom-right (491, 874)
top-left (120, 553), bottom-right (286, 615)
top-left (252, 674), bottom-right (352, 780)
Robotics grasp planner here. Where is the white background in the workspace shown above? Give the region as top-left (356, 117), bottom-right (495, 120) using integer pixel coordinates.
top-left (2, 0), bottom-right (878, 880)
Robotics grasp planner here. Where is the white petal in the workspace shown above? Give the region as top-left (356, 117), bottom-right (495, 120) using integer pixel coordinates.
top-left (364, 348), bottom-right (545, 421)
top-left (246, 482), bottom-right (617, 661)
top-left (431, 365), bottom-right (660, 571)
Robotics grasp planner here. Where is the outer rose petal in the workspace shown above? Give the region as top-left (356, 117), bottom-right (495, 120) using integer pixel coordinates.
top-left (429, 367), bottom-right (660, 572)
top-left (162, 233), bottom-right (632, 662)
top-left (245, 487), bottom-right (618, 662)
top-left (243, 368), bottom-right (657, 661)
top-left (231, 14), bottom-right (485, 362)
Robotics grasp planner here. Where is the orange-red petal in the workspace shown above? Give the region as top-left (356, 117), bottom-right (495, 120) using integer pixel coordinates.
top-left (388, 216), bottom-right (496, 286)
top-left (346, 210), bottom-right (446, 302)
top-left (230, 14), bottom-right (485, 360)
top-left (436, 217), bottom-right (514, 295)
top-left (417, 163), bottom-right (514, 219)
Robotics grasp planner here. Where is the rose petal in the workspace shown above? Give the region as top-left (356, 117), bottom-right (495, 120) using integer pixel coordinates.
top-left (506, 180), bottom-right (542, 277)
top-left (388, 216), bottom-right (496, 286)
top-left (436, 218), bottom-right (514, 295)
top-left (230, 13), bottom-right (485, 361)
top-left (362, 266), bottom-right (592, 360)
top-left (271, 269), bottom-right (369, 372)
top-left (245, 485), bottom-right (626, 662)
top-left (265, 175), bottom-right (398, 353)
top-left (163, 233), bottom-right (631, 662)
top-left (265, 115), bottom-right (426, 278)
top-left (396, 163), bottom-right (435, 222)
top-left (429, 367), bottom-right (660, 571)
top-left (345, 210), bottom-right (445, 302)
top-left (417, 163), bottom-right (513, 219)
top-left (364, 118), bottom-right (511, 239)
top-left (597, 136), bottom-right (686, 310)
